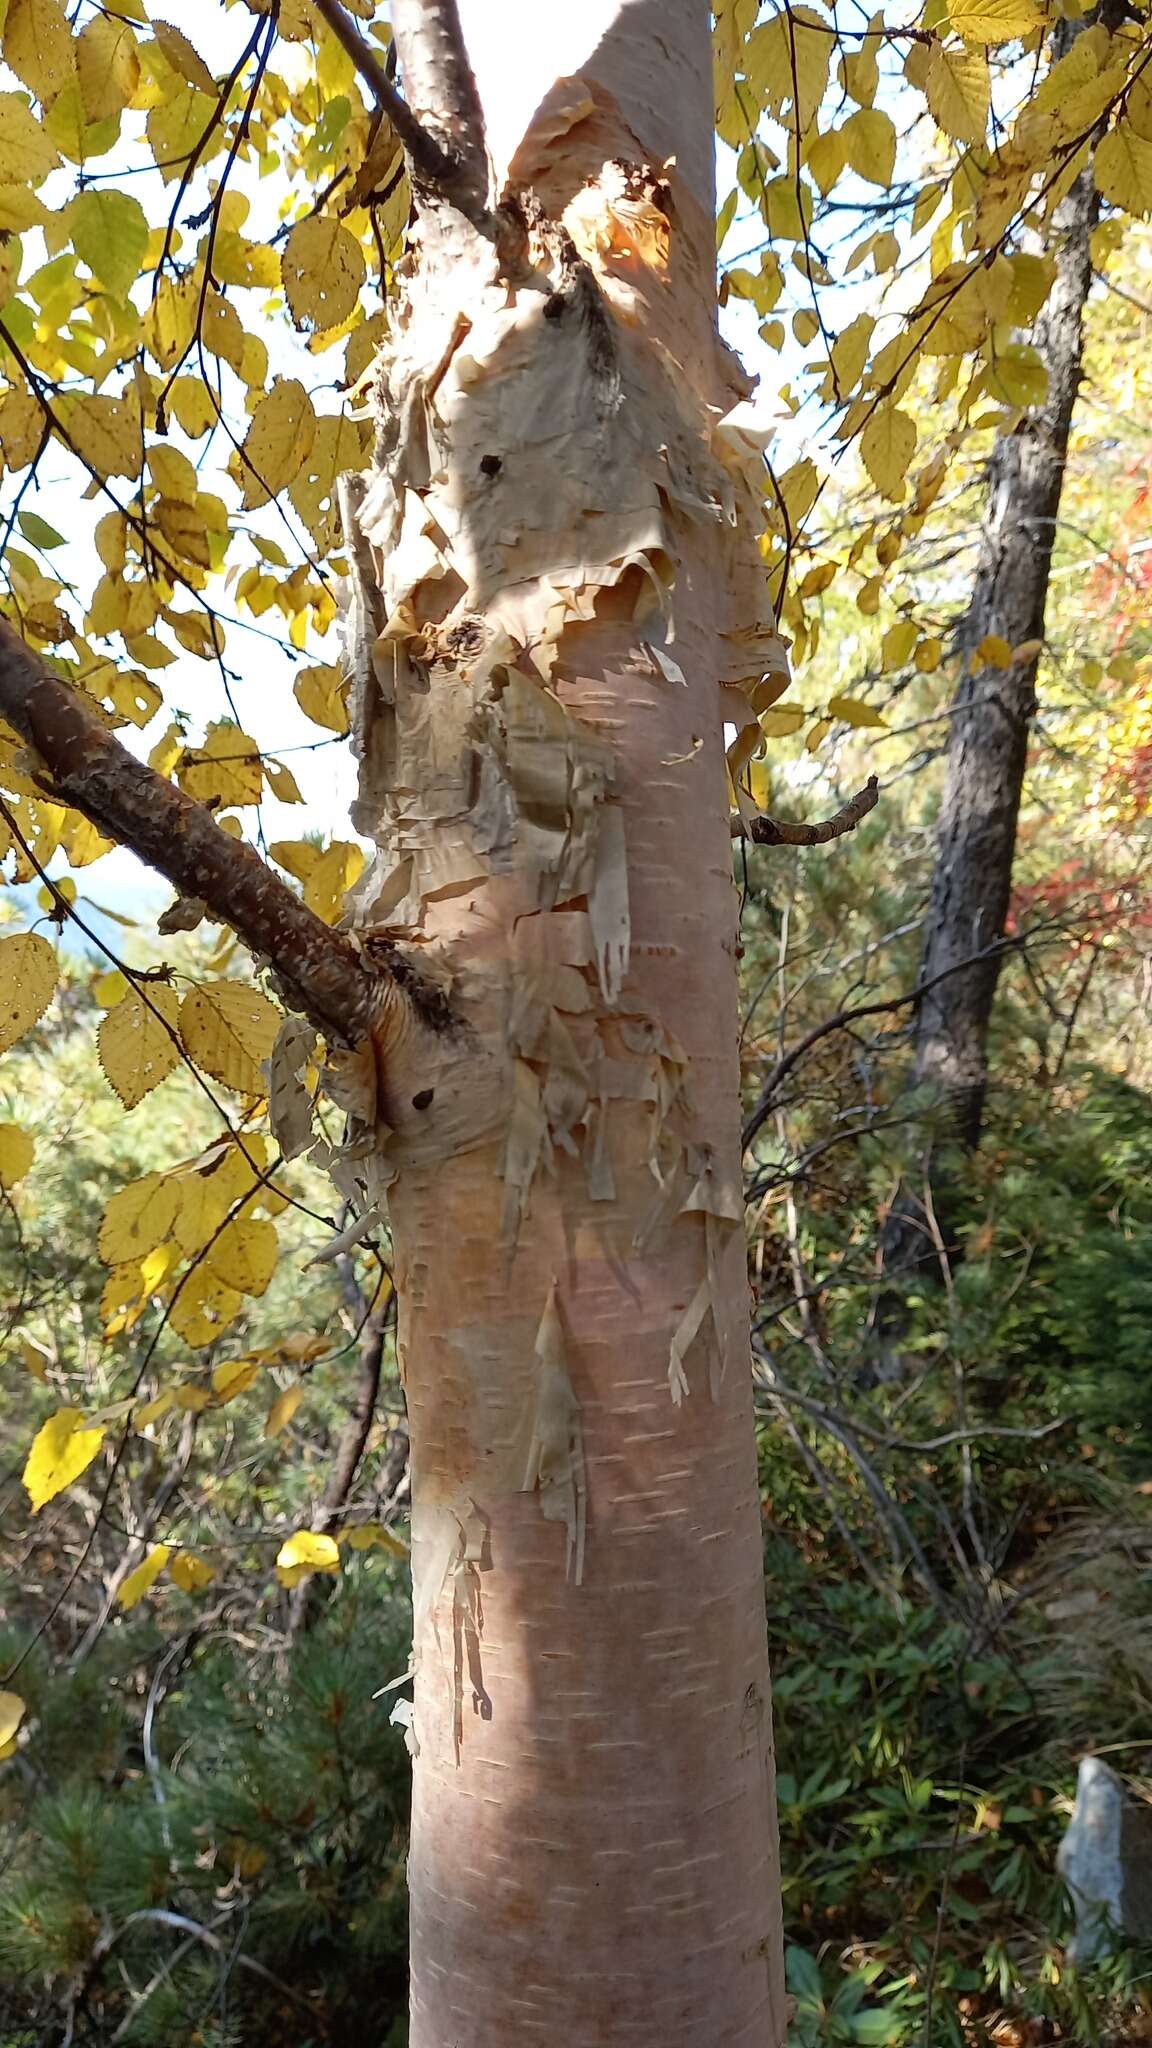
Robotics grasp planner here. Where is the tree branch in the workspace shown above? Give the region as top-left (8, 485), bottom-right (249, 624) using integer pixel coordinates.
top-left (310, 0), bottom-right (490, 227)
top-left (308, 0), bottom-right (461, 189)
top-left (734, 773), bottom-right (880, 846)
top-left (390, 0), bottom-right (489, 211)
top-left (0, 621), bottom-right (379, 1046)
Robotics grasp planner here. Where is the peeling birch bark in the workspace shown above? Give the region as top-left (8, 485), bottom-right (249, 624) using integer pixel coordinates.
top-left (341, 3), bottom-right (786, 2038)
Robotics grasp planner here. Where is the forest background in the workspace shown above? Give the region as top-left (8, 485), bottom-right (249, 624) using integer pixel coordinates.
top-left (3, 0), bottom-right (1152, 2042)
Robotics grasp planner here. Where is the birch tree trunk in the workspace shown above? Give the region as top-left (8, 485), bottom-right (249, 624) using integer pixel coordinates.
top-left (880, 161), bottom-right (1097, 1280)
top-left (338, 3), bottom-right (786, 2039)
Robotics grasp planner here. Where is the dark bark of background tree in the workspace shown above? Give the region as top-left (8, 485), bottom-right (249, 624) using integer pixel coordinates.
top-left (878, 159), bottom-right (1098, 1298)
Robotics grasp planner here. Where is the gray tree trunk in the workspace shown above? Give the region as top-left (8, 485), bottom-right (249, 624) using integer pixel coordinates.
top-left (880, 162), bottom-right (1097, 1282)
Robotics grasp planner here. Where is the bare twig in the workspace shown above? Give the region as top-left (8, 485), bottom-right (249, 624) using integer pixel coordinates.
top-left (735, 773), bottom-right (880, 846)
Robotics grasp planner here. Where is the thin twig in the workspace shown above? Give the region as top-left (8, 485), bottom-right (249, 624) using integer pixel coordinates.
top-left (735, 774), bottom-right (880, 846)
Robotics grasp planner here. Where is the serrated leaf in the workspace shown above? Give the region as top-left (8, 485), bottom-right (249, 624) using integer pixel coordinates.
top-left (99, 1171), bottom-right (180, 1264)
top-left (238, 378), bottom-right (316, 509)
top-left (265, 1384), bottom-right (304, 1437)
top-left (276, 1529), bottom-right (341, 1587)
top-left (2, 0), bottom-right (75, 106)
top-left (0, 90), bottom-right (60, 180)
top-left (97, 984), bottom-right (180, 1109)
top-left (62, 392), bottom-right (141, 480)
top-left (178, 721), bottom-right (262, 808)
top-left (282, 216), bottom-right (366, 333)
top-left (179, 981), bottom-right (281, 1094)
top-left (118, 1544), bottom-right (171, 1610)
top-left (168, 1266), bottom-right (244, 1348)
top-left (147, 85), bottom-right (221, 182)
top-left (1094, 124), bottom-right (1152, 218)
top-left (860, 403), bottom-right (917, 500)
top-left (947, 0), bottom-right (1042, 40)
top-left (0, 1121), bottom-right (35, 1188)
top-left (23, 1407), bottom-right (106, 1512)
top-left (288, 415), bottom-right (365, 550)
top-left (76, 15), bottom-right (139, 121)
top-left (925, 42), bottom-right (989, 147)
top-left (843, 108), bottom-right (896, 187)
top-left (68, 188), bottom-right (149, 298)
top-left (206, 1216), bottom-right (277, 1298)
top-left (152, 21), bottom-right (215, 93)
top-left (0, 932), bottom-right (56, 1054)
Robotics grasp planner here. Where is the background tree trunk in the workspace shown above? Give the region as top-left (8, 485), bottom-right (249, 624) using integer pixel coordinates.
top-left (880, 161), bottom-right (1098, 1284)
top-left (340, 3), bottom-right (788, 2041)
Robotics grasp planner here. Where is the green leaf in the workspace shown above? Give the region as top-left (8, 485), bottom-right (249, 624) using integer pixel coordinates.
top-left (17, 509), bottom-right (65, 548)
top-left (68, 187), bottom-right (149, 297)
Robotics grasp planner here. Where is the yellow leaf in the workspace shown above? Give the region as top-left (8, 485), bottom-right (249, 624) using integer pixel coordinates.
top-left (178, 720), bottom-right (263, 808)
top-left (62, 392), bottom-right (142, 481)
top-left (23, 1408), bottom-right (106, 1512)
top-left (860, 403), bottom-right (917, 500)
top-left (206, 1216), bottom-right (278, 1297)
top-left (265, 1384), bottom-right (304, 1437)
top-left (238, 378), bottom-right (316, 510)
top-left (843, 108), bottom-right (896, 187)
top-left (0, 1121), bottom-right (35, 1188)
top-left (926, 42), bottom-right (989, 147)
top-left (1093, 124), bottom-right (1152, 218)
top-left (882, 620), bottom-right (919, 669)
top-left (302, 841), bottom-right (364, 925)
top-left (346, 1521), bottom-right (409, 1558)
top-left (145, 273), bottom-right (199, 372)
top-left (99, 1174), bottom-right (181, 1269)
top-left (915, 637), bottom-right (943, 671)
top-left (133, 1390), bottom-right (175, 1430)
top-left (977, 633), bottom-right (1012, 669)
top-left (282, 215), bottom-right (367, 333)
top-left (97, 985), bottom-right (180, 1110)
top-left (211, 1356), bottom-right (260, 1400)
top-left (0, 90), bottom-right (60, 181)
top-left (168, 1267), bottom-right (244, 1349)
top-left (169, 1551), bottom-right (215, 1591)
top-left (172, 1383), bottom-right (215, 1409)
top-left (276, 1528), bottom-right (341, 1587)
top-left (76, 14), bottom-right (139, 121)
top-left (806, 126), bottom-right (845, 197)
top-left (805, 717), bottom-right (833, 753)
top-left (292, 661), bottom-right (349, 735)
top-left (201, 286), bottom-right (246, 372)
top-left (986, 342), bottom-right (1047, 407)
top-left (148, 443), bottom-right (198, 500)
top-left (155, 496), bottom-right (211, 569)
top-left (828, 695), bottom-right (887, 727)
top-left (147, 84), bottom-right (220, 182)
top-left (0, 385), bottom-right (42, 471)
top-left (2, 0), bottom-right (75, 106)
top-left (0, 1691), bottom-right (25, 1748)
top-left (288, 416), bottom-right (366, 550)
top-left (179, 981), bottom-right (281, 1094)
top-left (0, 931), bottom-right (56, 1054)
top-left (168, 374), bottom-right (215, 439)
top-left (152, 21), bottom-right (215, 94)
top-left (758, 707), bottom-right (806, 737)
top-left (118, 1544), bottom-right (171, 1610)
top-left (947, 0), bottom-right (1042, 39)
top-left (263, 757), bottom-right (303, 803)
top-left (18, 1331), bottom-right (51, 1380)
